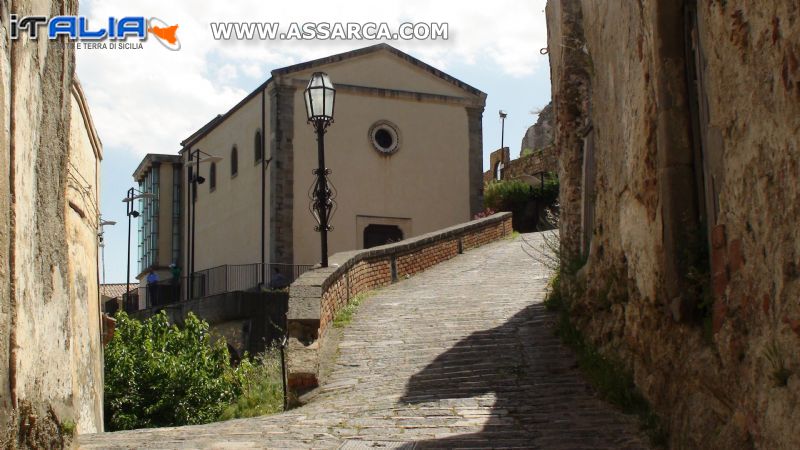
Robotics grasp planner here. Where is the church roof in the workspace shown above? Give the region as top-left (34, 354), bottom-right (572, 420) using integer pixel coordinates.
top-left (180, 44), bottom-right (485, 150)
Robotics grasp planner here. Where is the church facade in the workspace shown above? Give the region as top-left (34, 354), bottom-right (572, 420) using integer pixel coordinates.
top-left (135, 44), bottom-right (486, 296)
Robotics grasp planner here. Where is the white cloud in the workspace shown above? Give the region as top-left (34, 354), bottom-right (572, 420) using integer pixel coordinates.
top-left (76, 0), bottom-right (548, 157)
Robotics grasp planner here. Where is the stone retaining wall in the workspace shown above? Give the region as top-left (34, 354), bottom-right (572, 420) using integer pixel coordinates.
top-left (286, 212), bottom-right (512, 393)
top-left (483, 146), bottom-right (558, 185)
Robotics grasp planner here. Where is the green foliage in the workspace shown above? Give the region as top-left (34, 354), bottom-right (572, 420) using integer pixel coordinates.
top-left (543, 272), bottom-right (563, 312)
top-left (219, 348), bottom-right (284, 419)
top-left (521, 147), bottom-right (535, 157)
top-left (59, 420), bottom-right (76, 438)
top-left (333, 291), bottom-right (372, 328)
top-left (104, 311), bottom-right (243, 431)
top-left (484, 179), bottom-right (534, 212)
top-left (485, 174), bottom-right (559, 232)
top-left (485, 175), bottom-right (559, 211)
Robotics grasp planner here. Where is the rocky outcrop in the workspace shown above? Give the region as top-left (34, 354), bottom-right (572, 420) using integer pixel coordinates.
top-left (520, 101), bottom-right (553, 156)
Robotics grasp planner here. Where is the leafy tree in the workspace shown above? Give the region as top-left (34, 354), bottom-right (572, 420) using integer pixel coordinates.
top-left (104, 311), bottom-right (242, 430)
top-left (484, 175), bottom-right (559, 231)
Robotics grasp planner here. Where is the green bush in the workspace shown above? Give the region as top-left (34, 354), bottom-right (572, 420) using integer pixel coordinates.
top-left (484, 179), bottom-right (534, 212)
top-left (484, 175), bottom-right (559, 232)
top-left (219, 348), bottom-right (285, 420)
top-left (104, 311), bottom-right (244, 430)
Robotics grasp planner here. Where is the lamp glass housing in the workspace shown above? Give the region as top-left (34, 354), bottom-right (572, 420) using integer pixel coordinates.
top-left (304, 72), bottom-right (335, 122)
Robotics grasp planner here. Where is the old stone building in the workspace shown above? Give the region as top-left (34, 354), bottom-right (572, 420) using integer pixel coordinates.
top-left (547, 0), bottom-right (799, 448)
top-left (1, 0), bottom-right (105, 444)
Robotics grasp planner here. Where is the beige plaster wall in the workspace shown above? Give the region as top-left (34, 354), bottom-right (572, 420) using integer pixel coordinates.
top-left (185, 48), bottom-right (482, 271)
top-left (287, 52), bottom-right (477, 265)
top-left (184, 92), bottom-right (269, 272)
top-left (66, 89), bottom-right (104, 433)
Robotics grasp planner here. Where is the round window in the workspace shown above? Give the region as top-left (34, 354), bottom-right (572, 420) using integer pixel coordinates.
top-left (368, 121), bottom-right (400, 155)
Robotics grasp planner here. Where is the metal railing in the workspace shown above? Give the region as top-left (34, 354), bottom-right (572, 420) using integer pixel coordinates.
top-left (139, 262), bottom-right (313, 309)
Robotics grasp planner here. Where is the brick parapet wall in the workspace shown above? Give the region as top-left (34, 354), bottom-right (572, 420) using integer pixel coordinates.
top-left (285, 212), bottom-right (512, 395)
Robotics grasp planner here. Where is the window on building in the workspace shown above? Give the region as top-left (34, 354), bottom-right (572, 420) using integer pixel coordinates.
top-left (209, 162), bottom-right (217, 191)
top-left (368, 121), bottom-right (400, 155)
top-left (254, 130), bottom-right (262, 163)
top-left (363, 224), bottom-right (404, 249)
top-left (137, 166), bottom-right (160, 273)
top-left (231, 146), bottom-right (238, 177)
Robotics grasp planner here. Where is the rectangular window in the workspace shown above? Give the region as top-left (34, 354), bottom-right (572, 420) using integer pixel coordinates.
top-left (137, 165), bottom-right (160, 273)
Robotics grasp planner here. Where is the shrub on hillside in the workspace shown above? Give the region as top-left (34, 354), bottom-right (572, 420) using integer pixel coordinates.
top-left (104, 311), bottom-right (244, 430)
top-left (484, 175), bottom-right (560, 231)
top-left (484, 179), bottom-right (534, 213)
top-left (219, 348), bottom-right (284, 420)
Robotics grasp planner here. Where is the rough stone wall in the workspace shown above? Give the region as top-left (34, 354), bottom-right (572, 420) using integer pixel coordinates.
top-left (285, 213), bottom-right (513, 395)
top-left (1, 0), bottom-right (104, 442)
top-left (504, 150), bottom-right (558, 181)
top-left (547, 0), bottom-right (800, 448)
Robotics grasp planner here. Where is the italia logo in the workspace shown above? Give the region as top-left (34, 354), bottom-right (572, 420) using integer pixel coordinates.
top-left (9, 15), bottom-right (181, 51)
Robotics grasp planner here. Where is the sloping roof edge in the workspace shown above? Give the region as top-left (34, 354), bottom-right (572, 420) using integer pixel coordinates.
top-left (272, 43), bottom-right (485, 97)
top-left (71, 76), bottom-right (104, 161)
top-left (180, 44), bottom-right (486, 150)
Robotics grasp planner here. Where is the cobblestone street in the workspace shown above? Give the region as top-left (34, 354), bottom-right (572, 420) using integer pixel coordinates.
top-left (80, 233), bottom-right (648, 449)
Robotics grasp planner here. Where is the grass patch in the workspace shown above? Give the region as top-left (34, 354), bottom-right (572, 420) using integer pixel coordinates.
top-left (545, 274), bottom-right (668, 448)
top-left (59, 420), bottom-right (76, 438)
top-left (508, 231), bottom-right (521, 240)
top-left (333, 291), bottom-right (372, 328)
top-left (219, 348), bottom-right (284, 420)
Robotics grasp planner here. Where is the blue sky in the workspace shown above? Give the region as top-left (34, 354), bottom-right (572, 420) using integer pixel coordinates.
top-left (77, 0), bottom-right (551, 283)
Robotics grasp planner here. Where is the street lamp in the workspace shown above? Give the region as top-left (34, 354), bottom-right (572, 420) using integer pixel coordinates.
top-left (303, 72), bottom-right (336, 268)
top-left (98, 219), bottom-right (117, 285)
top-left (499, 110), bottom-right (508, 149)
top-left (122, 188), bottom-right (156, 308)
top-left (185, 149), bottom-right (222, 299)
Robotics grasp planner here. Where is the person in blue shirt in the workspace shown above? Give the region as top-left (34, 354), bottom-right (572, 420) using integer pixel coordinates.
top-left (146, 269), bottom-right (159, 306)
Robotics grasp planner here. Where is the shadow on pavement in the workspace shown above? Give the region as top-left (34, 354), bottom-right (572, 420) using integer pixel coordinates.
top-left (399, 302), bottom-right (648, 449)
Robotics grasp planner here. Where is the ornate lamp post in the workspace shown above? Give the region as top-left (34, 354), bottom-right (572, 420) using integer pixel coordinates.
top-left (303, 72), bottom-right (337, 267)
top-left (122, 188), bottom-right (156, 308)
top-left (184, 149), bottom-right (221, 299)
